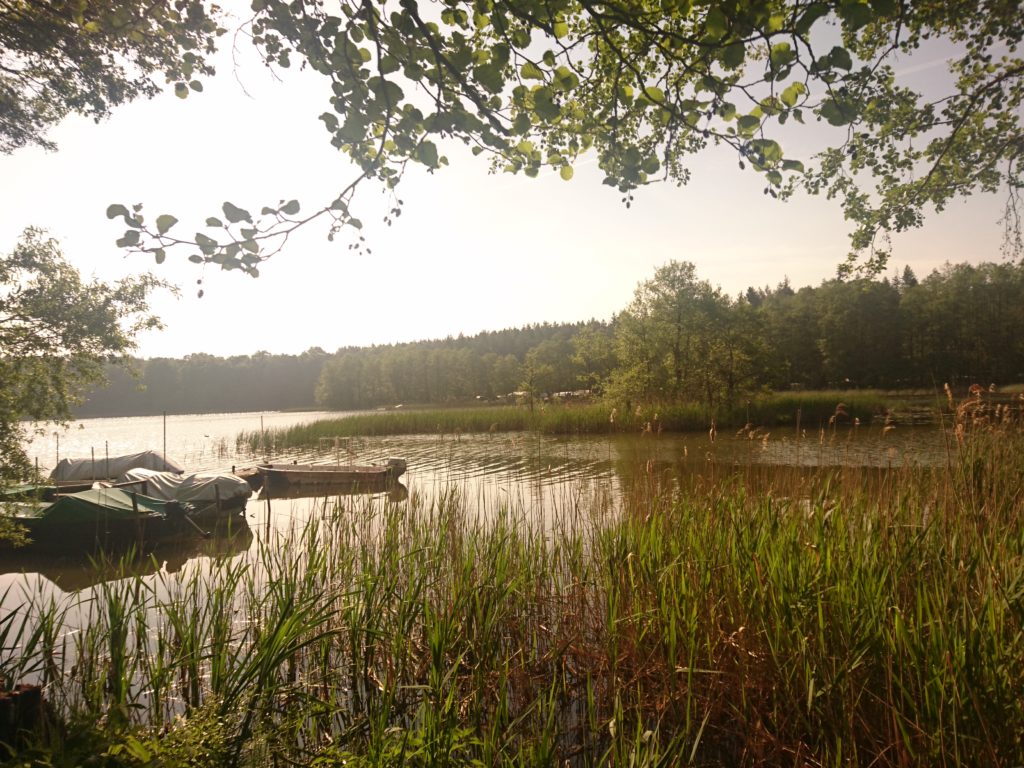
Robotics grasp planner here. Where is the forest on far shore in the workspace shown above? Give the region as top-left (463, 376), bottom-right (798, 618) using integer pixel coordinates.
top-left (74, 259), bottom-right (1024, 418)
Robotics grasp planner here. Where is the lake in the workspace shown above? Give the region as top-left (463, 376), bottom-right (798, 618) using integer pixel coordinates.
top-left (2, 410), bottom-right (953, 595)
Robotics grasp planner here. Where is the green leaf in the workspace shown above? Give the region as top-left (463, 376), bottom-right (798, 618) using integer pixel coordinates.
top-left (281, 199), bottom-right (301, 216)
top-left (533, 87), bottom-right (560, 121)
top-left (704, 6), bottom-right (728, 39)
top-left (820, 97), bottom-right (857, 125)
top-left (721, 41), bottom-right (745, 69)
top-left (115, 230), bottom-right (140, 248)
top-left (559, 164), bottom-right (573, 181)
top-left (553, 20), bottom-right (568, 38)
top-left (156, 214), bottom-right (178, 235)
top-left (829, 46), bottom-right (854, 71)
top-left (473, 63), bottom-right (504, 93)
top-left (174, 82), bottom-right (189, 99)
top-left (520, 62), bottom-right (544, 80)
top-left (205, 217), bottom-right (223, 227)
top-left (839, 0), bottom-right (873, 31)
top-left (222, 202), bottom-right (252, 223)
top-left (750, 138), bottom-right (782, 163)
top-left (189, 80), bottom-right (203, 92)
top-left (153, 248), bottom-right (166, 264)
top-left (737, 115), bottom-right (760, 135)
top-left (188, 254), bottom-right (204, 264)
top-left (641, 86), bottom-right (665, 104)
top-left (416, 141), bottom-right (439, 167)
top-left (796, 3), bottom-right (830, 34)
top-left (195, 233), bottom-right (219, 255)
top-left (106, 204), bottom-right (129, 220)
top-left (869, 0), bottom-right (898, 13)
top-left (553, 66), bottom-right (579, 91)
top-left (780, 82), bottom-right (806, 108)
top-left (770, 43), bottom-right (796, 72)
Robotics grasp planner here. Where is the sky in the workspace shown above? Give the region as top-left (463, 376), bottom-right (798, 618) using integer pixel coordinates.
top-left (0, 15), bottom-right (1011, 360)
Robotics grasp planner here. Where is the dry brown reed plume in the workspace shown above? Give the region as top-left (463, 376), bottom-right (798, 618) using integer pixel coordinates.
top-left (948, 382), bottom-right (1023, 443)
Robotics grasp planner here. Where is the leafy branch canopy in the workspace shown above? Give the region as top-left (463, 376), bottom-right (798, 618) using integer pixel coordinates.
top-left (0, 229), bottom-right (169, 484)
top-left (5, 1), bottom-right (1023, 275)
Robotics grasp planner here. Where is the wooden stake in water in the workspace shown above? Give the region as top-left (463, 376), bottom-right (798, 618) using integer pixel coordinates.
top-left (163, 411), bottom-right (167, 467)
top-left (91, 447), bottom-right (95, 482)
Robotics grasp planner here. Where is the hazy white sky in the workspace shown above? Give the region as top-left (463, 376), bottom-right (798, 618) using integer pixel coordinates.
top-left (0, 20), bottom-right (1009, 359)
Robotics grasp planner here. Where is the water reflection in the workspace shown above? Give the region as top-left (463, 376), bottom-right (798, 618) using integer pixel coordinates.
top-left (0, 518), bottom-right (253, 592)
top-left (258, 480), bottom-right (409, 502)
top-left (6, 410), bottom-right (953, 592)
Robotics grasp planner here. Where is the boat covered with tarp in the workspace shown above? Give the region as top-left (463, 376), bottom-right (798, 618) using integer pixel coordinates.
top-left (49, 450), bottom-right (184, 484)
top-left (3, 488), bottom-right (199, 552)
top-left (115, 468), bottom-right (252, 515)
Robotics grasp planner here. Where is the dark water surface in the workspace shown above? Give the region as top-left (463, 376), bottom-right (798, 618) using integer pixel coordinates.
top-left (3, 412), bottom-right (952, 597)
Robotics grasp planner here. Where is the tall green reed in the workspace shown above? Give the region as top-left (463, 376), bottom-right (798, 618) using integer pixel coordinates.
top-left (2, 429), bottom-right (1022, 765)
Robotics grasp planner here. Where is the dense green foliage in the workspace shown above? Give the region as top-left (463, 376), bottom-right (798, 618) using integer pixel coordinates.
top-left (0, 230), bottom-right (164, 483)
top-left (5, 424), bottom-right (1024, 765)
top-left (312, 259), bottom-right (1024, 411)
top-left (75, 349), bottom-right (330, 417)
top-left (95, 0), bottom-right (1024, 273)
top-left (0, 1), bottom-right (222, 153)
top-left (78, 259), bottom-right (1024, 418)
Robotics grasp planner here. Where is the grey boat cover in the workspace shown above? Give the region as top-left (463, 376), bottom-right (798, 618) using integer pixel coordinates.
top-left (116, 468), bottom-right (251, 505)
top-left (50, 450), bottom-right (184, 482)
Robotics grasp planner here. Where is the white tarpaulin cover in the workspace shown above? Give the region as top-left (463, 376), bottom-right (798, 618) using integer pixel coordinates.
top-left (50, 450), bottom-right (185, 482)
top-left (117, 468), bottom-right (251, 505)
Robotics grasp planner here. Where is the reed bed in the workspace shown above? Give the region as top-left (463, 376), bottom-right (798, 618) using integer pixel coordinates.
top-left (236, 391), bottom-right (897, 452)
top-left (3, 427), bottom-right (1024, 766)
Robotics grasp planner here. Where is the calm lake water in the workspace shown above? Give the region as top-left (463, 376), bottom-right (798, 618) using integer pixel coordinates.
top-left (3, 410), bottom-right (953, 596)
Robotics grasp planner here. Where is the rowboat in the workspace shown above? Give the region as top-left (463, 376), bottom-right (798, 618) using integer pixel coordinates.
top-left (256, 458), bottom-right (407, 495)
top-left (2, 488), bottom-right (209, 553)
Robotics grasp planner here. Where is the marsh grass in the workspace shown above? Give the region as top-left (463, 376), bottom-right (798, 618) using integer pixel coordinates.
top-left (237, 391), bottom-right (898, 453)
top-left (3, 422), bottom-right (1024, 766)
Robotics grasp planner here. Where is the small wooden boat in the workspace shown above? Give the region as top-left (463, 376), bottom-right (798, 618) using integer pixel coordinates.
top-left (257, 458), bottom-right (406, 495)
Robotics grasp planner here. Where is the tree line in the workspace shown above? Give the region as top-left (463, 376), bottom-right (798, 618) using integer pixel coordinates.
top-left (75, 259), bottom-right (1024, 417)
